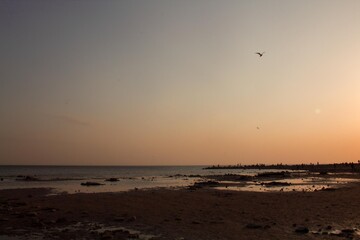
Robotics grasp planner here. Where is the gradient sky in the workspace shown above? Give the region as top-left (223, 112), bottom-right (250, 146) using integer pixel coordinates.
top-left (1, 0), bottom-right (360, 165)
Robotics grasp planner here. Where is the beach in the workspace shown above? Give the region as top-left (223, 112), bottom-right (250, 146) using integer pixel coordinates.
top-left (1, 171), bottom-right (360, 239)
top-left (3, 1), bottom-right (360, 239)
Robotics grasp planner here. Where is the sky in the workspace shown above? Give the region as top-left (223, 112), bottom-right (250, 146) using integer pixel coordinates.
top-left (1, 0), bottom-right (360, 165)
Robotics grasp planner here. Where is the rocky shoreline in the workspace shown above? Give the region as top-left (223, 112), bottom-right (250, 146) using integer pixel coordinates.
top-left (1, 172), bottom-right (360, 239)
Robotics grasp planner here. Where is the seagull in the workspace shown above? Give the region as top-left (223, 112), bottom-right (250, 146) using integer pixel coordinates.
top-left (255, 52), bottom-right (265, 57)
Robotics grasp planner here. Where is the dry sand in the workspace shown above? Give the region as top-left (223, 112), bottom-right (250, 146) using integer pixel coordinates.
top-left (1, 178), bottom-right (360, 239)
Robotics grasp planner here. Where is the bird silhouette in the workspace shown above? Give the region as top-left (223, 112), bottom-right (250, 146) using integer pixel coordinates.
top-left (255, 52), bottom-right (265, 57)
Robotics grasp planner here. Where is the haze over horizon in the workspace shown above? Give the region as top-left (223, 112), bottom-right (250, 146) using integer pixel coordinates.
top-left (1, 0), bottom-right (360, 165)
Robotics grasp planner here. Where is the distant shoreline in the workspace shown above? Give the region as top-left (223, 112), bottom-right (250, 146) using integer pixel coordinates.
top-left (204, 162), bottom-right (360, 173)
top-left (0, 165), bottom-right (208, 167)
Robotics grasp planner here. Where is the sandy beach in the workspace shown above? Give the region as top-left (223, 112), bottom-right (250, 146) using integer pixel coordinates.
top-left (1, 173), bottom-right (360, 240)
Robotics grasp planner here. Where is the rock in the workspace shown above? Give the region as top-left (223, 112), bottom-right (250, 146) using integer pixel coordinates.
top-left (192, 221), bottom-right (201, 224)
top-left (326, 225), bottom-right (332, 230)
top-left (26, 212), bottom-right (38, 217)
top-left (101, 230), bottom-right (114, 240)
top-left (128, 233), bottom-right (139, 239)
top-left (101, 236), bottom-right (113, 240)
top-left (56, 217), bottom-right (67, 223)
top-left (188, 174), bottom-right (201, 178)
top-left (236, 175), bottom-right (253, 181)
top-left (127, 216), bottom-right (137, 222)
top-left (114, 217), bottom-right (125, 222)
top-left (257, 171), bottom-right (290, 178)
top-left (341, 229), bottom-right (355, 234)
top-left (246, 223), bottom-right (262, 229)
top-left (16, 213), bottom-right (26, 218)
top-left (121, 229), bottom-right (130, 234)
top-left (194, 181), bottom-right (219, 187)
top-left (295, 226), bottom-right (309, 233)
top-left (210, 220), bottom-right (224, 224)
top-left (45, 220), bottom-right (56, 225)
top-left (16, 176), bottom-right (39, 181)
top-left (13, 202), bottom-right (26, 207)
top-left (31, 219), bottom-right (45, 228)
top-left (330, 230), bottom-right (342, 236)
top-left (262, 181), bottom-right (291, 187)
top-left (81, 182), bottom-right (103, 186)
top-left (149, 237), bottom-right (162, 240)
top-left (105, 178), bottom-right (119, 182)
top-left (41, 207), bottom-right (57, 212)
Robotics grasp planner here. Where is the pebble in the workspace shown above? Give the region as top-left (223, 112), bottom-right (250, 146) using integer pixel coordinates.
top-left (127, 216), bottom-right (137, 222)
top-left (101, 231), bottom-right (113, 240)
top-left (45, 220), bottom-right (56, 225)
top-left (341, 228), bottom-right (355, 234)
top-left (56, 217), bottom-right (67, 223)
top-left (330, 230), bottom-right (342, 236)
top-left (114, 217), bottom-right (125, 222)
top-left (26, 212), bottom-right (38, 217)
top-left (128, 233), bottom-right (140, 239)
top-left (31, 220), bottom-right (45, 228)
top-left (295, 226), bottom-right (309, 233)
top-left (246, 223), bottom-right (262, 229)
top-left (263, 225), bottom-right (271, 229)
top-left (41, 207), bottom-right (57, 212)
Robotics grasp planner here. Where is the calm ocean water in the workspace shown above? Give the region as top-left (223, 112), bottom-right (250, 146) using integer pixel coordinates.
top-left (0, 165), bottom-right (281, 194)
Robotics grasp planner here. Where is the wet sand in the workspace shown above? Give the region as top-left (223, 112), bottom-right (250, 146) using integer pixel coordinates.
top-left (1, 177), bottom-right (360, 240)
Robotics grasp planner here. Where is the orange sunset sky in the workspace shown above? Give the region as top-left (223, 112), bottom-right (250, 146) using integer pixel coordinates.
top-left (1, 0), bottom-right (360, 165)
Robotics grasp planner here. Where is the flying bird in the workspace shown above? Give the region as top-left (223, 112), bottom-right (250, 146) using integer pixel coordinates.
top-left (255, 52), bottom-right (265, 57)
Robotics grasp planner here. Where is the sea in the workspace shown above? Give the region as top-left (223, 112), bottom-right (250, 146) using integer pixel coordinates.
top-left (0, 165), bottom-right (278, 194)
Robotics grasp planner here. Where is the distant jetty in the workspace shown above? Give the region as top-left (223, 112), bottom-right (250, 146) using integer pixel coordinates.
top-left (204, 162), bottom-right (360, 173)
